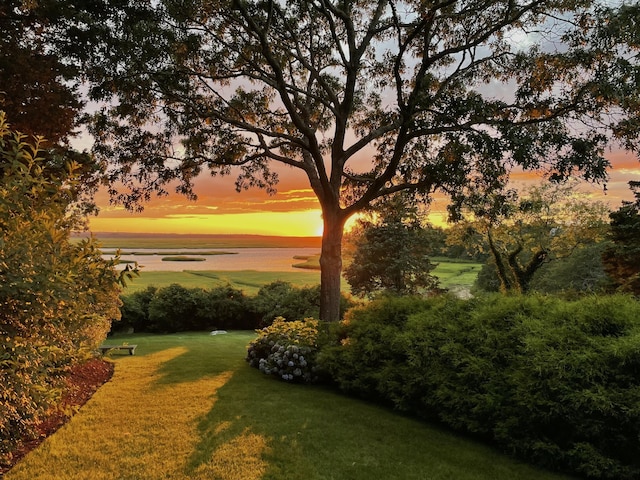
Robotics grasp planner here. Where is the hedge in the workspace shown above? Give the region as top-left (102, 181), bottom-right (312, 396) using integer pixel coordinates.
top-left (318, 294), bottom-right (640, 479)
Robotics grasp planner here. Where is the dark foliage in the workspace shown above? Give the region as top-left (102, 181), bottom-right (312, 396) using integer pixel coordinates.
top-left (476, 242), bottom-right (611, 295)
top-left (344, 220), bottom-right (439, 297)
top-left (250, 281), bottom-right (355, 326)
top-left (319, 294), bottom-right (640, 479)
top-left (602, 182), bottom-right (640, 295)
top-left (0, 1), bottom-right (83, 145)
top-left (116, 281), bottom-right (354, 333)
top-left (117, 284), bottom-right (257, 333)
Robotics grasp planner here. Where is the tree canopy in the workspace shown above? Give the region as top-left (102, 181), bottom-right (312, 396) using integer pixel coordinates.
top-left (62, 0), bottom-right (639, 320)
top-left (0, 1), bottom-right (84, 145)
top-left (344, 196), bottom-right (440, 297)
top-left (449, 181), bottom-right (610, 293)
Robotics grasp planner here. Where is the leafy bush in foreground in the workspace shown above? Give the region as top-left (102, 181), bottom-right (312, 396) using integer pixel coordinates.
top-left (319, 294), bottom-right (640, 479)
top-left (246, 317), bottom-right (321, 382)
top-left (1, 113), bottom-right (123, 466)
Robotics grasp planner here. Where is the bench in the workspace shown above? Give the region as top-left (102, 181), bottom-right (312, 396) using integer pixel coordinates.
top-left (98, 345), bottom-right (137, 355)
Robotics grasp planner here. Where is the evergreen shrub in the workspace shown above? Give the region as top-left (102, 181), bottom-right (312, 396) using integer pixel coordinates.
top-left (318, 294), bottom-right (640, 479)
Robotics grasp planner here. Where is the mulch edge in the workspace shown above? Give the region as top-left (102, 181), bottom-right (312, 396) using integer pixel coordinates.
top-left (1, 358), bottom-right (114, 475)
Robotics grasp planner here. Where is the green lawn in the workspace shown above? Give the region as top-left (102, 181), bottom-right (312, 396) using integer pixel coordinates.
top-left (6, 332), bottom-right (575, 480)
top-left (431, 258), bottom-right (482, 292)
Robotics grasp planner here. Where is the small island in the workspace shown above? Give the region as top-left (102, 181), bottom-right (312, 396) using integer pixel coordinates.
top-left (161, 256), bottom-right (207, 262)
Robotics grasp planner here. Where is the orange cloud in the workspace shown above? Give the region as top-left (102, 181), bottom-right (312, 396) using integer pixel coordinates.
top-left (89, 147), bottom-right (638, 235)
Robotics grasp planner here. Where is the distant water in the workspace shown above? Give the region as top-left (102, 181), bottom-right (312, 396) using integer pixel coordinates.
top-left (103, 247), bottom-right (320, 272)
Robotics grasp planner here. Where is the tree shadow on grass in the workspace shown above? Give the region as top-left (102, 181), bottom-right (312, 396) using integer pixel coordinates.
top-left (184, 367), bottom-right (578, 480)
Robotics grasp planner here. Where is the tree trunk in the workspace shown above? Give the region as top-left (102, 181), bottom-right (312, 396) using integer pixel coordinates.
top-left (510, 249), bottom-right (548, 293)
top-left (487, 229), bottom-right (513, 293)
top-left (319, 210), bottom-right (346, 322)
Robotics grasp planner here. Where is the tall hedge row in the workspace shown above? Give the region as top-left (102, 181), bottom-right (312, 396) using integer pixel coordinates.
top-left (318, 294), bottom-right (640, 479)
top-left (117, 281), bottom-right (355, 333)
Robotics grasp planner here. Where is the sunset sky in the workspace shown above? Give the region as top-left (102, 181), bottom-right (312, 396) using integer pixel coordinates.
top-left (88, 147), bottom-right (639, 237)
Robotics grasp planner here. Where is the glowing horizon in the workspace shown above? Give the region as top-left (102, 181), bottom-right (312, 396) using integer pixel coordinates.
top-left (88, 152), bottom-right (638, 237)
top-left (89, 209), bottom-right (326, 237)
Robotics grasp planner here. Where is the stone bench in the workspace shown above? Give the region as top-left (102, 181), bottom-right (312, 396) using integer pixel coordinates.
top-left (98, 345), bottom-right (137, 355)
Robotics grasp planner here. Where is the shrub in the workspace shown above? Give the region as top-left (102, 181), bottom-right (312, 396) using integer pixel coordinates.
top-left (147, 284), bottom-right (204, 332)
top-left (319, 294), bottom-right (640, 479)
top-left (119, 282), bottom-right (354, 333)
top-left (0, 112), bottom-right (122, 466)
top-left (472, 261), bottom-right (502, 293)
top-left (117, 286), bottom-right (158, 333)
top-left (317, 295), bottom-right (437, 402)
top-left (529, 242), bottom-right (610, 294)
top-left (119, 285), bottom-right (260, 333)
top-left (246, 317), bottom-right (321, 382)
top-left (198, 286), bottom-right (257, 330)
top-left (251, 281), bottom-right (355, 326)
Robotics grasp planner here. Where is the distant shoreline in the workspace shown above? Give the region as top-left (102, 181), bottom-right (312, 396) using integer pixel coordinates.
top-left (72, 231), bottom-right (322, 249)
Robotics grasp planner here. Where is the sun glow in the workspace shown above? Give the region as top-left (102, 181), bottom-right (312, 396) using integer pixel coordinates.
top-left (89, 209), bottom-right (325, 237)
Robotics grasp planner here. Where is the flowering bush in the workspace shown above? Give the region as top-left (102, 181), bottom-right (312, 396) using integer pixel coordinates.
top-left (247, 317), bottom-right (320, 383)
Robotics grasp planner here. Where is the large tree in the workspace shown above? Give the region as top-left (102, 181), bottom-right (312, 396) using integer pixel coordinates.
top-left (449, 181), bottom-right (610, 293)
top-left (71, 0), bottom-right (638, 320)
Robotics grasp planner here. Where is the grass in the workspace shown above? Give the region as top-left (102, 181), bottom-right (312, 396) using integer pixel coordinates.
top-left (431, 257), bottom-right (482, 291)
top-left (123, 270), bottom-right (325, 295)
top-left (161, 256), bottom-right (207, 262)
top-left (292, 254), bottom-right (321, 270)
top-left (122, 259), bottom-right (481, 296)
top-left (6, 332), bottom-right (576, 480)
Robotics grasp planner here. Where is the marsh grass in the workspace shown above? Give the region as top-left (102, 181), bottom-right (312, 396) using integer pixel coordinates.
top-left (6, 333), bottom-right (575, 480)
top-left (124, 270), bottom-right (324, 295)
top-left (83, 233), bottom-right (321, 249)
top-left (292, 254), bottom-right (321, 270)
top-left (123, 259), bottom-right (480, 296)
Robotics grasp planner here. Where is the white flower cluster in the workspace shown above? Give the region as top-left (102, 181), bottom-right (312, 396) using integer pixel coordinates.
top-left (252, 342), bottom-right (315, 383)
top-left (246, 318), bottom-right (320, 383)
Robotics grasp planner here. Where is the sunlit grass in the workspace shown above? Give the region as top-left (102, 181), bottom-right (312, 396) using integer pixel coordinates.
top-left (7, 332), bottom-right (575, 480)
top-left (292, 254), bottom-right (321, 270)
top-left (432, 258), bottom-right (482, 290)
